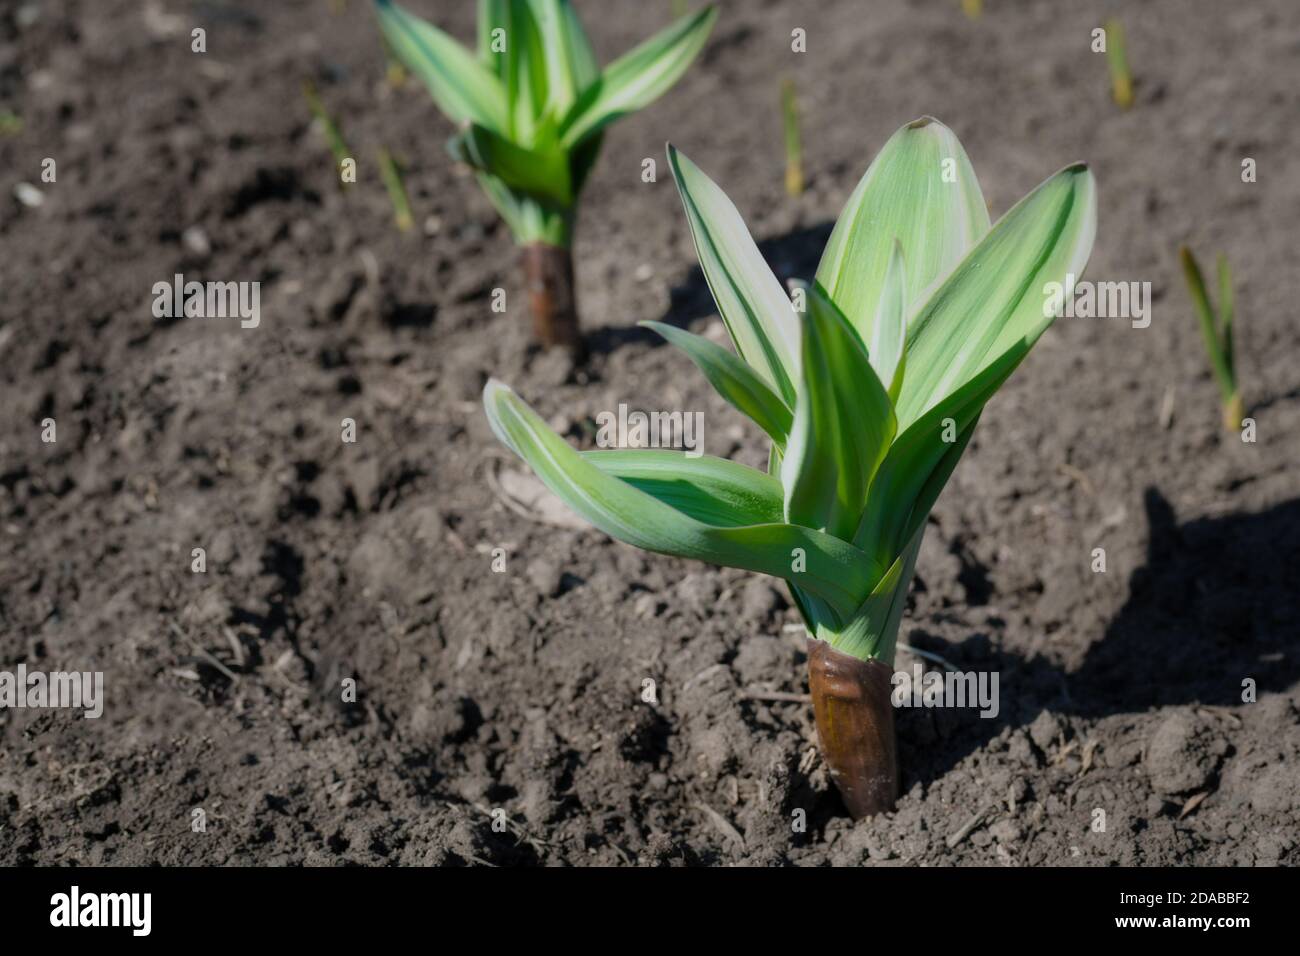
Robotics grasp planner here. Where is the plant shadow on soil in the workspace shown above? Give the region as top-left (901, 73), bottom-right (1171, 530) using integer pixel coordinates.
top-left (895, 488), bottom-right (1300, 802)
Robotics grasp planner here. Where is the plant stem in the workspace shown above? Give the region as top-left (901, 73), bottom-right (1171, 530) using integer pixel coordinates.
top-left (522, 243), bottom-right (584, 356)
top-left (807, 639), bottom-right (899, 818)
top-left (798, 525), bottom-right (924, 816)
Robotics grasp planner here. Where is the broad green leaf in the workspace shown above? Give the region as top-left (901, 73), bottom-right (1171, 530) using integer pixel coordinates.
top-left (559, 7), bottom-right (717, 148)
top-left (855, 341), bottom-right (1023, 563)
top-left (899, 413), bottom-right (979, 550)
top-left (666, 144), bottom-right (799, 404)
top-left (450, 124), bottom-right (572, 206)
top-left (828, 519), bottom-right (925, 662)
top-left (640, 321), bottom-right (792, 452)
top-left (376, 0), bottom-right (507, 132)
top-left (477, 0), bottom-right (508, 74)
top-left (781, 284), bottom-right (895, 541)
top-left (527, 0), bottom-right (599, 117)
top-left (474, 171), bottom-right (571, 245)
top-left (875, 521), bottom-right (926, 665)
top-left (838, 417), bottom-right (979, 662)
top-left (897, 162), bottom-right (1096, 431)
top-left (868, 238), bottom-right (908, 401)
top-left (816, 116), bottom-right (990, 345)
top-left (582, 450), bottom-right (783, 526)
top-left (474, 170), bottom-right (529, 237)
top-left (484, 380), bottom-right (880, 617)
top-left (504, 1), bottom-right (549, 143)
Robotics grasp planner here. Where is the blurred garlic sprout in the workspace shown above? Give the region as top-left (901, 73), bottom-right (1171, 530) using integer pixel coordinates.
top-left (374, 0), bottom-right (716, 352)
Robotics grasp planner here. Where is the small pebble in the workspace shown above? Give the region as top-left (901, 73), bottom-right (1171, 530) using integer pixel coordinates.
top-left (182, 225), bottom-right (211, 256)
top-left (14, 182), bottom-right (43, 207)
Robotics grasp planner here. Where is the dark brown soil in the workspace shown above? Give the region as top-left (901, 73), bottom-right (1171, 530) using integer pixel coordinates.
top-left (2, 0), bottom-right (1298, 866)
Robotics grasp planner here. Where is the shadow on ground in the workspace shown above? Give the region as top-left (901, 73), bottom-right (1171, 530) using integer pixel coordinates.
top-left (895, 487), bottom-right (1300, 799)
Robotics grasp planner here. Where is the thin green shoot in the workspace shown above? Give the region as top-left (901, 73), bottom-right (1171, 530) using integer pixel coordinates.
top-left (781, 77), bottom-right (803, 198)
top-left (1180, 246), bottom-right (1242, 429)
top-left (1106, 18), bottom-right (1134, 109)
top-left (303, 81), bottom-right (354, 187)
top-left (378, 147), bottom-right (415, 233)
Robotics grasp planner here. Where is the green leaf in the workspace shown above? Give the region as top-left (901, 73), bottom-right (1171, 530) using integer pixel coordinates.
top-left (827, 519), bottom-right (925, 662)
top-left (559, 6), bottom-right (717, 148)
top-left (449, 124), bottom-right (572, 206)
top-left (1181, 245), bottom-right (1232, 400)
top-left (666, 144), bottom-right (799, 404)
top-left (640, 321), bottom-right (792, 452)
top-left (781, 284), bottom-right (895, 541)
top-left (837, 416), bottom-right (978, 662)
top-left (527, 0), bottom-right (599, 118)
top-left (477, 0), bottom-right (509, 74)
top-left (899, 413), bottom-right (978, 547)
top-left (376, 0), bottom-right (508, 132)
top-left (484, 379), bottom-right (880, 618)
top-left (1217, 254), bottom-right (1234, 381)
top-left (582, 449), bottom-right (783, 526)
top-left (897, 162), bottom-right (1096, 431)
top-left (868, 238), bottom-right (907, 401)
top-left (816, 116), bottom-right (990, 345)
top-left (502, 0), bottom-right (549, 143)
top-left (854, 342), bottom-right (1021, 565)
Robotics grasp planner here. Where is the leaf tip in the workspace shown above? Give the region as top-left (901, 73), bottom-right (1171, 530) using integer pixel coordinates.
top-left (482, 377), bottom-right (512, 406)
top-left (905, 115), bottom-right (940, 129)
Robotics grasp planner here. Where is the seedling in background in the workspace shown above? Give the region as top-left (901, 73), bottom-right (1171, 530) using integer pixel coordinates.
top-left (378, 147), bottom-right (415, 232)
top-left (303, 81), bottom-right (355, 187)
top-left (1105, 18), bottom-right (1134, 109)
top-left (781, 78), bottom-right (803, 197)
top-left (485, 117), bottom-right (1095, 818)
top-left (374, 0), bottom-right (717, 353)
top-left (961, 0), bottom-right (982, 19)
top-left (379, 33), bottom-right (408, 88)
top-left (1180, 246), bottom-right (1243, 430)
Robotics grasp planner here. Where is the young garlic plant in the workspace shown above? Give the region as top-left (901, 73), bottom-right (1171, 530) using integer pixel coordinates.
top-left (484, 117), bottom-right (1096, 818)
top-left (375, 0), bottom-right (716, 353)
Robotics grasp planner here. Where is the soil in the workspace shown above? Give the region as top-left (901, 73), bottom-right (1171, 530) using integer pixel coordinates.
top-left (2, 0), bottom-right (1298, 866)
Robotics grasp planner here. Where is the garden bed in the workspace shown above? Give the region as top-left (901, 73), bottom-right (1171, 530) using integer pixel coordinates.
top-left (1, 0), bottom-right (1297, 865)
